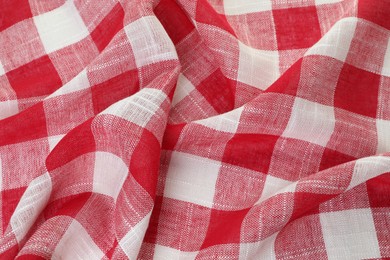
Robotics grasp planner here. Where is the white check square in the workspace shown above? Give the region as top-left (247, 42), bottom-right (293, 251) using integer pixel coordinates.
top-left (0, 60), bottom-right (5, 76)
top-left (125, 16), bottom-right (177, 68)
top-left (172, 74), bottom-right (196, 106)
top-left (348, 156), bottom-right (390, 190)
top-left (196, 107), bottom-right (243, 133)
top-left (10, 173), bottom-right (52, 243)
top-left (306, 18), bottom-right (357, 62)
top-left (315, 0), bottom-right (343, 5)
top-left (320, 208), bottom-right (381, 259)
top-left (282, 98), bottom-right (335, 147)
top-left (376, 119), bottom-right (390, 153)
top-left (119, 212), bottom-right (151, 259)
top-left (257, 175), bottom-right (295, 204)
top-left (0, 100), bottom-right (19, 120)
top-left (53, 220), bottom-right (105, 259)
top-left (224, 0), bottom-right (272, 15)
top-left (164, 152), bottom-right (220, 208)
top-left (101, 88), bottom-right (167, 128)
top-left (93, 152), bottom-right (128, 200)
top-left (237, 42), bottom-right (279, 90)
top-left (153, 245), bottom-right (198, 260)
top-left (239, 234), bottom-right (277, 260)
top-left (382, 38), bottom-right (390, 77)
top-left (34, 1), bottom-right (89, 53)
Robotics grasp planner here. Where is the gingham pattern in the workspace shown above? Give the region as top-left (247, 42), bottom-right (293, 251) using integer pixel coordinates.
top-left (0, 0), bottom-right (389, 259)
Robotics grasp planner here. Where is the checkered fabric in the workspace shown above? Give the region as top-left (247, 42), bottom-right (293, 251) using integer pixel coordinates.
top-left (0, 0), bottom-right (389, 259)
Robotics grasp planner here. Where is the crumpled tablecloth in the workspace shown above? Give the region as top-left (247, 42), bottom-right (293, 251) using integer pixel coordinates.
top-left (0, 0), bottom-right (389, 259)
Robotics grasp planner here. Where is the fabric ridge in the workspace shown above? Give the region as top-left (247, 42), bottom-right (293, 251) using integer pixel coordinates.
top-left (0, 0), bottom-right (389, 259)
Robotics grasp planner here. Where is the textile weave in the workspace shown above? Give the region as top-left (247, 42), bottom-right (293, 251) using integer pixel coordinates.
top-left (0, 0), bottom-right (390, 259)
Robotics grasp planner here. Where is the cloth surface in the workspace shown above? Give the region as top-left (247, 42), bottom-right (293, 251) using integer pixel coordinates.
top-left (0, 0), bottom-right (390, 259)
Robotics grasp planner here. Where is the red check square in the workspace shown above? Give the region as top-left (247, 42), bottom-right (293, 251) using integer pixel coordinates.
top-left (273, 6), bottom-right (321, 50)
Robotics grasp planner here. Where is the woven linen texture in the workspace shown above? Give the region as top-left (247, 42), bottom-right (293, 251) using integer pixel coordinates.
top-left (0, 0), bottom-right (390, 259)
